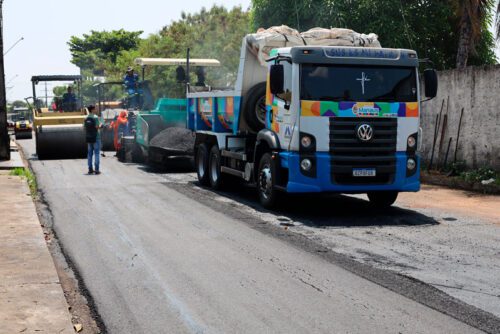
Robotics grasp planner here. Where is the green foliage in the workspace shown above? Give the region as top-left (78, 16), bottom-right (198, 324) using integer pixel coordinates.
top-left (8, 100), bottom-right (28, 112)
top-left (52, 86), bottom-right (67, 97)
top-left (460, 167), bottom-right (498, 183)
top-left (251, 0), bottom-right (341, 31)
top-left (467, 7), bottom-right (497, 66)
top-left (112, 6), bottom-right (250, 100)
top-left (11, 100), bottom-right (27, 108)
top-left (10, 168), bottom-right (37, 197)
top-left (68, 29), bottom-right (143, 73)
top-left (250, 0), bottom-right (497, 69)
top-left (445, 161), bottom-right (467, 176)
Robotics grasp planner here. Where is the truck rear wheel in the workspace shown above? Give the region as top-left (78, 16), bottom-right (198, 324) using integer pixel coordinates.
top-left (243, 82), bottom-right (267, 132)
top-left (257, 153), bottom-right (279, 208)
top-left (367, 191), bottom-right (398, 208)
top-left (196, 143), bottom-right (210, 186)
top-left (208, 145), bottom-right (225, 190)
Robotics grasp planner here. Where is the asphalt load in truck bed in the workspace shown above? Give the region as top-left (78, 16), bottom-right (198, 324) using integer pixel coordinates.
top-left (149, 127), bottom-right (195, 154)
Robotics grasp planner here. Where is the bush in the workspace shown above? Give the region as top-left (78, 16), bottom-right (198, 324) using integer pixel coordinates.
top-left (459, 167), bottom-right (497, 183)
top-left (445, 160), bottom-right (466, 176)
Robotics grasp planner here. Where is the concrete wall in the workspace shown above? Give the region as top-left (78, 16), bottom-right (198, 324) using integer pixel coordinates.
top-left (420, 65), bottom-right (500, 170)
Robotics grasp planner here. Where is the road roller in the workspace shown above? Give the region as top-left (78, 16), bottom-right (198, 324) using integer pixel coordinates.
top-left (31, 75), bottom-right (88, 159)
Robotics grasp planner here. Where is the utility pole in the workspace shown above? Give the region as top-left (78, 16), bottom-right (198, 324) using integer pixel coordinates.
top-left (0, 0), bottom-right (10, 161)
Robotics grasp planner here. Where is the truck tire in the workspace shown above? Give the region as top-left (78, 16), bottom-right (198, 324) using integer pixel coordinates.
top-left (243, 82), bottom-right (267, 132)
top-left (257, 153), bottom-right (280, 208)
top-left (196, 143), bottom-right (210, 186)
top-left (208, 145), bottom-right (226, 190)
top-left (367, 191), bottom-right (398, 208)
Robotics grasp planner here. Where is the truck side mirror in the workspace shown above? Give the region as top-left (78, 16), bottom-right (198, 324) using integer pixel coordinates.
top-left (270, 64), bottom-right (284, 95)
top-left (176, 66), bottom-right (186, 83)
top-left (424, 69), bottom-right (438, 99)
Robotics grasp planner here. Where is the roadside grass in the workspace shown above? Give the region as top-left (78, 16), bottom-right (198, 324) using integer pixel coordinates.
top-left (9, 167), bottom-right (38, 197)
top-left (422, 161), bottom-right (500, 194)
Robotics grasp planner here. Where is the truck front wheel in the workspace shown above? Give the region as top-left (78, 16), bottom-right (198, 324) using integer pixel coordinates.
top-left (196, 143), bottom-right (210, 186)
top-left (367, 191), bottom-right (398, 208)
top-left (257, 153), bottom-right (279, 208)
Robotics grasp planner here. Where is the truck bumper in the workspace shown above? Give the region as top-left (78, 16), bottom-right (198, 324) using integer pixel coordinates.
top-left (279, 152), bottom-right (420, 193)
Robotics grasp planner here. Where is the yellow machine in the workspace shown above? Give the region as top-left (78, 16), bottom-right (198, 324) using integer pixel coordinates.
top-left (14, 116), bottom-right (33, 140)
top-left (31, 75), bottom-right (88, 159)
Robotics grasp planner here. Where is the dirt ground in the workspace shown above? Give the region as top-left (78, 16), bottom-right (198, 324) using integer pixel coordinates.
top-left (399, 184), bottom-right (499, 224)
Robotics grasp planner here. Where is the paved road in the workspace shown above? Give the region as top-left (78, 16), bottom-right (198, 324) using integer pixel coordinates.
top-left (19, 138), bottom-right (499, 333)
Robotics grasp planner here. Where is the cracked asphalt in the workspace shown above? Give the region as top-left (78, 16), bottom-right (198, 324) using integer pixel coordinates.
top-left (18, 138), bottom-right (500, 333)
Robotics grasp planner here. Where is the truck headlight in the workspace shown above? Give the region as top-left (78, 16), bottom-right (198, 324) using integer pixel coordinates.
top-left (300, 158), bottom-right (312, 171)
top-left (407, 158), bottom-right (416, 170)
top-left (301, 135), bottom-right (312, 149)
top-left (407, 135), bottom-right (416, 149)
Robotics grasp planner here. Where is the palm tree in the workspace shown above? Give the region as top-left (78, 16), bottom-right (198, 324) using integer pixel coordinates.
top-left (455, 0), bottom-right (494, 69)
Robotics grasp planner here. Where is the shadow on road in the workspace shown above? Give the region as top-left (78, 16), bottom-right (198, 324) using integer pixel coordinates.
top-left (191, 181), bottom-right (439, 228)
top-left (131, 159), bottom-right (438, 229)
top-left (135, 157), bottom-right (195, 174)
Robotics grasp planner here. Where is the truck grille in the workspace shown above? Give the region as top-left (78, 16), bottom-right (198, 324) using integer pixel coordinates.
top-left (329, 117), bottom-right (397, 185)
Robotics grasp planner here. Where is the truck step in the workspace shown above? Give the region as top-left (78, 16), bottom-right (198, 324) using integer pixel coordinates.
top-left (221, 150), bottom-right (247, 161)
top-left (221, 166), bottom-right (245, 178)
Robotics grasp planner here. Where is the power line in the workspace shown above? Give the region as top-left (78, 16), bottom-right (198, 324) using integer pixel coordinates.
top-left (4, 36), bottom-right (23, 56)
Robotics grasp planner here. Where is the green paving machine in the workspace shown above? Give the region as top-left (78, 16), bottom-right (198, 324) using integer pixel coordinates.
top-left (126, 58), bottom-right (220, 164)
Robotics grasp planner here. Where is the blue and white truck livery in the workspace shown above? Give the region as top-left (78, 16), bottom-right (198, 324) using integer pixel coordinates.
top-left (188, 34), bottom-right (437, 208)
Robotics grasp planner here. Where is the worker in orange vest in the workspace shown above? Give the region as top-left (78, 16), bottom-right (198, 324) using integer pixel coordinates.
top-left (109, 110), bottom-right (129, 152)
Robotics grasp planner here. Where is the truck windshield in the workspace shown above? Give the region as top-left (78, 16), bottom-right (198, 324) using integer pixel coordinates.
top-left (300, 64), bottom-right (417, 102)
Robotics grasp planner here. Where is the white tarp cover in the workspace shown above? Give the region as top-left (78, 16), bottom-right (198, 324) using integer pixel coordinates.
top-left (246, 25), bottom-right (382, 65)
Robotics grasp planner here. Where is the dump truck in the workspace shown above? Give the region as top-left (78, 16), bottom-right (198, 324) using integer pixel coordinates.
top-left (31, 75), bottom-right (88, 159)
top-left (188, 28), bottom-right (438, 208)
top-left (129, 58), bottom-right (220, 165)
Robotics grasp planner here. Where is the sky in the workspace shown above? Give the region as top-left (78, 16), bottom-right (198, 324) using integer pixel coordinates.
top-left (3, 0), bottom-right (251, 102)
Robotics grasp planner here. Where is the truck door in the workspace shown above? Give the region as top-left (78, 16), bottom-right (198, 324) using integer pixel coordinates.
top-left (269, 60), bottom-right (295, 149)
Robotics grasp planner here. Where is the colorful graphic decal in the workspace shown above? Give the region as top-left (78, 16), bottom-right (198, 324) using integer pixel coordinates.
top-left (198, 97), bottom-right (213, 127)
top-left (187, 98), bottom-right (196, 130)
top-left (216, 97), bottom-right (235, 130)
top-left (270, 99), bottom-right (279, 133)
top-left (301, 100), bottom-right (419, 118)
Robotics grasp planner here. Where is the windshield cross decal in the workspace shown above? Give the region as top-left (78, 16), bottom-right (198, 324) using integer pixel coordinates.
top-left (356, 72), bottom-right (371, 95)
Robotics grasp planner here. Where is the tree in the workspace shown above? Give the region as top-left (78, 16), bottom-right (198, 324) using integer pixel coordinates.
top-left (11, 100), bottom-right (27, 108)
top-left (251, 0), bottom-right (497, 70)
top-left (7, 100), bottom-right (27, 113)
top-left (455, 0), bottom-right (494, 69)
top-left (110, 6), bottom-right (250, 100)
top-left (68, 29), bottom-right (143, 74)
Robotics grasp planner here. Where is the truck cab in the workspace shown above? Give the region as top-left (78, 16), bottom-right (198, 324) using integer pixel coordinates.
top-left (190, 40), bottom-right (437, 208)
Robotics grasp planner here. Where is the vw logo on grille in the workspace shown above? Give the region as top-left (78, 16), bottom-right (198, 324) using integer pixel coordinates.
top-left (357, 124), bottom-right (374, 142)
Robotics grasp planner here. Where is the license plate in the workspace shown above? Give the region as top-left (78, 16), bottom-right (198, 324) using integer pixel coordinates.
top-left (352, 168), bottom-right (376, 177)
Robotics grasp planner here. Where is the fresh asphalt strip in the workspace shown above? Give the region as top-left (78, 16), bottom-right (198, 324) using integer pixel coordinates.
top-left (165, 181), bottom-right (500, 334)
